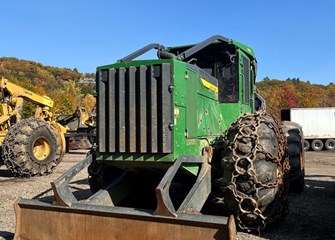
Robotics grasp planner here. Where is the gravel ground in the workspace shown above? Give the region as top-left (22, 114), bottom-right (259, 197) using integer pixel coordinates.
top-left (0, 150), bottom-right (334, 240)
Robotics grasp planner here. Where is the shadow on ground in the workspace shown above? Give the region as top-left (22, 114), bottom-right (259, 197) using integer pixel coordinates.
top-left (0, 169), bottom-right (15, 178)
top-left (260, 176), bottom-right (335, 240)
top-left (0, 231), bottom-right (14, 240)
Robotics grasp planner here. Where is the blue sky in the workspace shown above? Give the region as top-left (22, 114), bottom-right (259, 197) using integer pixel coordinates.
top-left (2, 0), bottom-right (334, 85)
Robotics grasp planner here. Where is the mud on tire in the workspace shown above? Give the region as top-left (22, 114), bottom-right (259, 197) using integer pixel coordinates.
top-left (2, 118), bottom-right (63, 177)
top-left (219, 111), bottom-right (290, 231)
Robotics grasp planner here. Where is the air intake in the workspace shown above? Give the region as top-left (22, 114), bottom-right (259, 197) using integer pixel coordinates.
top-left (97, 63), bottom-right (173, 154)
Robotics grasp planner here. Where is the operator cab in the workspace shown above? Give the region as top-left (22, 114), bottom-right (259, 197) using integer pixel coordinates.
top-left (165, 36), bottom-right (257, 112)
top-left (167, 42), bottom-right (240, 103)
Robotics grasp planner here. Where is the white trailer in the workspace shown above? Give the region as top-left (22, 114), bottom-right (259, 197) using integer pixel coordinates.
top-left (281, 107), bottom-right (335, 151)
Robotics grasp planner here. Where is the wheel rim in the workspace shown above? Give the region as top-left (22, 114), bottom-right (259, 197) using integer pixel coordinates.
top-left (314, 141), bottom-right (322, 150)
top-left (33, 137), bottom-right (51, 161)
top-left (326, 140), bottom-right (335, 149)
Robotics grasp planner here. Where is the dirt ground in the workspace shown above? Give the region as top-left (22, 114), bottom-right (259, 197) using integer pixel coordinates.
top-left (0, 150), bottom-right (334, 240)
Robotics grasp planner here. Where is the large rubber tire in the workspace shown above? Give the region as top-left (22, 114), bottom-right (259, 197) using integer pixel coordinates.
top-left (2, 118), bottom-right (63, 177)
top-left (325, 139), bottom-right (335, 150)
top-left (219, 112), bottom-right (289, 231)
top-left (303, 140), bottom-right (310, 151)
top-left (282, 121), bottom-right (305, 193)
top-left (311, 139), bottom-right (323, 151)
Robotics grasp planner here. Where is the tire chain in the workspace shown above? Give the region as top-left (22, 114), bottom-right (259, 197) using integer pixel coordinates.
top-left (3, 120), bottom-right (32, 176)
top-left (221, 111), bottom-right (290, 232)
top-left (2, 118), bottom-right (58, 177)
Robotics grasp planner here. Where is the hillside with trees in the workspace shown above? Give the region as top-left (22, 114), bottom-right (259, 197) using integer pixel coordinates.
top-left (256, 77), bottom-right (335, 118)
top-left (0, 57), bottom-right (96, 116)
top-left (1, 57), bottom-right (334, 121)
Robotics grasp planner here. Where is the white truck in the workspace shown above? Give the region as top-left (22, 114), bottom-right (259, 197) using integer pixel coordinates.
top-left (281, 107), bottom-right (335, 151)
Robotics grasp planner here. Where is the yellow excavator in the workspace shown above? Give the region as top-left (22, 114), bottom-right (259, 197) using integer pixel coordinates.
top-left (0, 77), bottom-right (66, 177)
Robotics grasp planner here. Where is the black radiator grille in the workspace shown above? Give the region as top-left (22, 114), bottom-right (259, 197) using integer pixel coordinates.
top-left (242, 55), bottom-right (250, 105)
top-left (97, 63), bottom-right (173, 154)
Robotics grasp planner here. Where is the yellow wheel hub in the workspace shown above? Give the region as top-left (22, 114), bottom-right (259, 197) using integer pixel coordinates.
top-left (33, 137), bottom-right (51, 161)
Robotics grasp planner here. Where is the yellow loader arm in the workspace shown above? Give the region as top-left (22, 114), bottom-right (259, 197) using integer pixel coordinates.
top-left (0, 77), bottom-right (53, 108)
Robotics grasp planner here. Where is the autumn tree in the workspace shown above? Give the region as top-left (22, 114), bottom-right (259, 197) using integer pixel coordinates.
top-left (0, 57), bottom-right (96, 117)
top-left (82, 94), bottom-right (96, 113)
top-left (257, 78), bottom-right (334, 118)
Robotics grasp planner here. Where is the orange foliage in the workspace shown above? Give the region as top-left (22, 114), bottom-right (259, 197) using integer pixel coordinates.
top-left (257, 78), bottom-right (335, 118)
top-left (0, 57), bottom-right (95, 116)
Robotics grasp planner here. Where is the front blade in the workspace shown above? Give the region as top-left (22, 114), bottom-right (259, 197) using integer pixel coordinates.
top-left (14, 198), bottom-right (236, 240)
